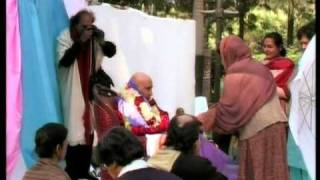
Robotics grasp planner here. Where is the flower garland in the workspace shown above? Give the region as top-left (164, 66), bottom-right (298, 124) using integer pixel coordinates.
top-left (120, 86), bottom-right (161, 127)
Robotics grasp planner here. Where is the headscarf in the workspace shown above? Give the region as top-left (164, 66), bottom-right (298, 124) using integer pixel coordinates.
top-left (212, 35), bottom-right (277, 133)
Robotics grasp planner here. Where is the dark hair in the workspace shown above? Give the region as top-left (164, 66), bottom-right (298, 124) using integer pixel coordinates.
top-left (165, 115), bottom-right (201, 154)
top-left (70, 9), bottom-right (95, 31)
top-left (263, 32), bottom-right (287, 56)
top-left (97, 127), bottom-right (144, 166)
top-left (35, 123), bottom-right (68, 158)
top-left (297, 20), bottom-right (315, 40)
top-left (89, 68), bottom-right (116, 100)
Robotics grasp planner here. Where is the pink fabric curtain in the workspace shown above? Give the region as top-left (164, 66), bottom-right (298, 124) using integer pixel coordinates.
top-left (6, 0), bottom-right (23, 176)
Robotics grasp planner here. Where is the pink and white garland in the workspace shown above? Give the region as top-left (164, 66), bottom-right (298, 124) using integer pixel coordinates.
top-left (120, 86), bottom-right (161, 127)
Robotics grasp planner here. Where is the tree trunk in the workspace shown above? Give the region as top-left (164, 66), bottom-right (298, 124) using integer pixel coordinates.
top-left (193, 0), bottom-right (206, 97)
top-left (144, 0), bottom-right (152, 14)
top-left (202, 48), bottom-right (212, 100)
top-left (239, 12), bottom-right (245, 39)
top-left (238, 0), bottom-right (250, 39)
top-left (287, 3), bottom-right (294, 46)
top-left (193, 0), bottom-right (204, 55)
top-left (212, 0), bottom-right (223, 102)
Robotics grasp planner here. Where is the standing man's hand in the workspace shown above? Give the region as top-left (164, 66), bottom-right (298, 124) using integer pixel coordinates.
top-left (79, 28), bottom-right (93, 43)
top-left (92, 26), bottom-right (105, 45)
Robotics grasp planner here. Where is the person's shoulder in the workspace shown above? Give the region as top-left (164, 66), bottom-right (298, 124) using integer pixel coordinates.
top-left (57, 28), bottom-right (71, 40)
top-left (273, 56), bottom-right (295, 66)
top-left (281, 56), bottom-right (295, 64)
top-left (119, 167), bottom-right (182, 180)
top-left (58, 27), bottom-right (68, 35)
top-left (173, 154), bottom-right (228, 180)
top-left (52, 169), bottom-right (71, 180)
top-left (23, 169), bottom-right (67, 180)
top-left (173, 154), bottom-right (215, 175)
top-left (173, 154), bottom-right (210, 170)
top-left (179, 154), bottom-right (212, 166)
top-left (147, 168), bottom-right (182, 179)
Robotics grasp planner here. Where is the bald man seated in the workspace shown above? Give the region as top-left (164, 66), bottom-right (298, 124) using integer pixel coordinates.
top-left (117, 72), bottom-right (170, 140)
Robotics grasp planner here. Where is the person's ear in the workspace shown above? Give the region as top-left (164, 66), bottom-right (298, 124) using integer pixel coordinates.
top-left (56, 144), bottom-right (62, 155)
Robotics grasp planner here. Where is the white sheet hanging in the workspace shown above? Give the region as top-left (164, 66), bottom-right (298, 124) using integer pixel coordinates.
top-left (63, 0), bottom-right (88, 17)
top-left (288, 36), bottom-right (315, 180)
top-left (89, 3), bottom-right (196, 118)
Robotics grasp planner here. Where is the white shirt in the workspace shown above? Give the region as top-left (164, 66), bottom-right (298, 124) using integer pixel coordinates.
top-left (118, 159), bottom-right (149, 177)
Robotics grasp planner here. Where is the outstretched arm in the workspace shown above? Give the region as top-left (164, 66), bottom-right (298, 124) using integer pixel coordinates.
top-left (197, 105), bottom-right (217, 133)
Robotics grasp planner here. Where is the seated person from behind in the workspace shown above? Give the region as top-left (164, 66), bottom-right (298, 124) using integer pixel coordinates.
top-left (96, 127), bottom-right (182, 180)
top-left (167, 109), bottom-right (238, 179)
top-left (148, 114), bottom-right (227, 180)
top-left (23, 123), bottom-right (70, 180)
top-left (117, 72), bottom-right (169, 137)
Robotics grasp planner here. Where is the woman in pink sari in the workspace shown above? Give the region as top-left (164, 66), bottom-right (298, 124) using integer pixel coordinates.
top-left (261, 32), bottom-right (295, 115)
top-left (197, 35), bottom-right (289, 180)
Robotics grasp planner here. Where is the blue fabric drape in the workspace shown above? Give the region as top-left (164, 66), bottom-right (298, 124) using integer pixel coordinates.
top-left (18, 0), bottom-right (69, 168)
top-left (287, 130), bottom-right (311, 180)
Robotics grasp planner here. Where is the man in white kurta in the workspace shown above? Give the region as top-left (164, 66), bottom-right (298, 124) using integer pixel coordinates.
top-left (56, 9), bottom-right (116, 180)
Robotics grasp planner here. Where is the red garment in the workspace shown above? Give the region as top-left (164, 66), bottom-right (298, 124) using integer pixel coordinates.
top-left (76, 42), bottom-right (94, 145)
top-left (263, 57), bottom-right (295, 98)
top-left (130, 110), bottom-right (169, 136)
top-left (198, 35), bottom-right (277, 134)
top-left (70, 28), bottom-right (95, 145)
top-left (130, 97), bottom-right (169, 136)
top-left (92, 87), bottom-right (124, 180)
top-left (93, 92), bottom-right (124, 139)
top-left (131, 96), bottom-right (169, 136)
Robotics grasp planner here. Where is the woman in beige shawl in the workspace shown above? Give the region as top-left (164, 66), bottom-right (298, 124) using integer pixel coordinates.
top-left (197, 35), bottom-right (289, 180)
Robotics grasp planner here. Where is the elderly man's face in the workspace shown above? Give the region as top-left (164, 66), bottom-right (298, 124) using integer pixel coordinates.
top-left (138, 80), bottom-right (153, 100)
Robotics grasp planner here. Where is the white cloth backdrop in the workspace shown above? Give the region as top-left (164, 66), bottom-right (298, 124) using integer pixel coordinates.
top-left (89, 3), bottom-right (196, 118)
top-left (12, 3), bottom-right (196, 178)
top-left (289, 36), bottom-right (315, 180)
top-left (63, 0), bottom-right (87, 17)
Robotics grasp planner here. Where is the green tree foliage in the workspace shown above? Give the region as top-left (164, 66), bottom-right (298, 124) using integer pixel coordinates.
top-left (207, 3), bottom-right (313, 62)
top-left (257, 0), bottom-right (315, 45)
top-left (102, 0), bottom-right (314, 62)
top-left (103, 0), bottom-right (193, 18)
